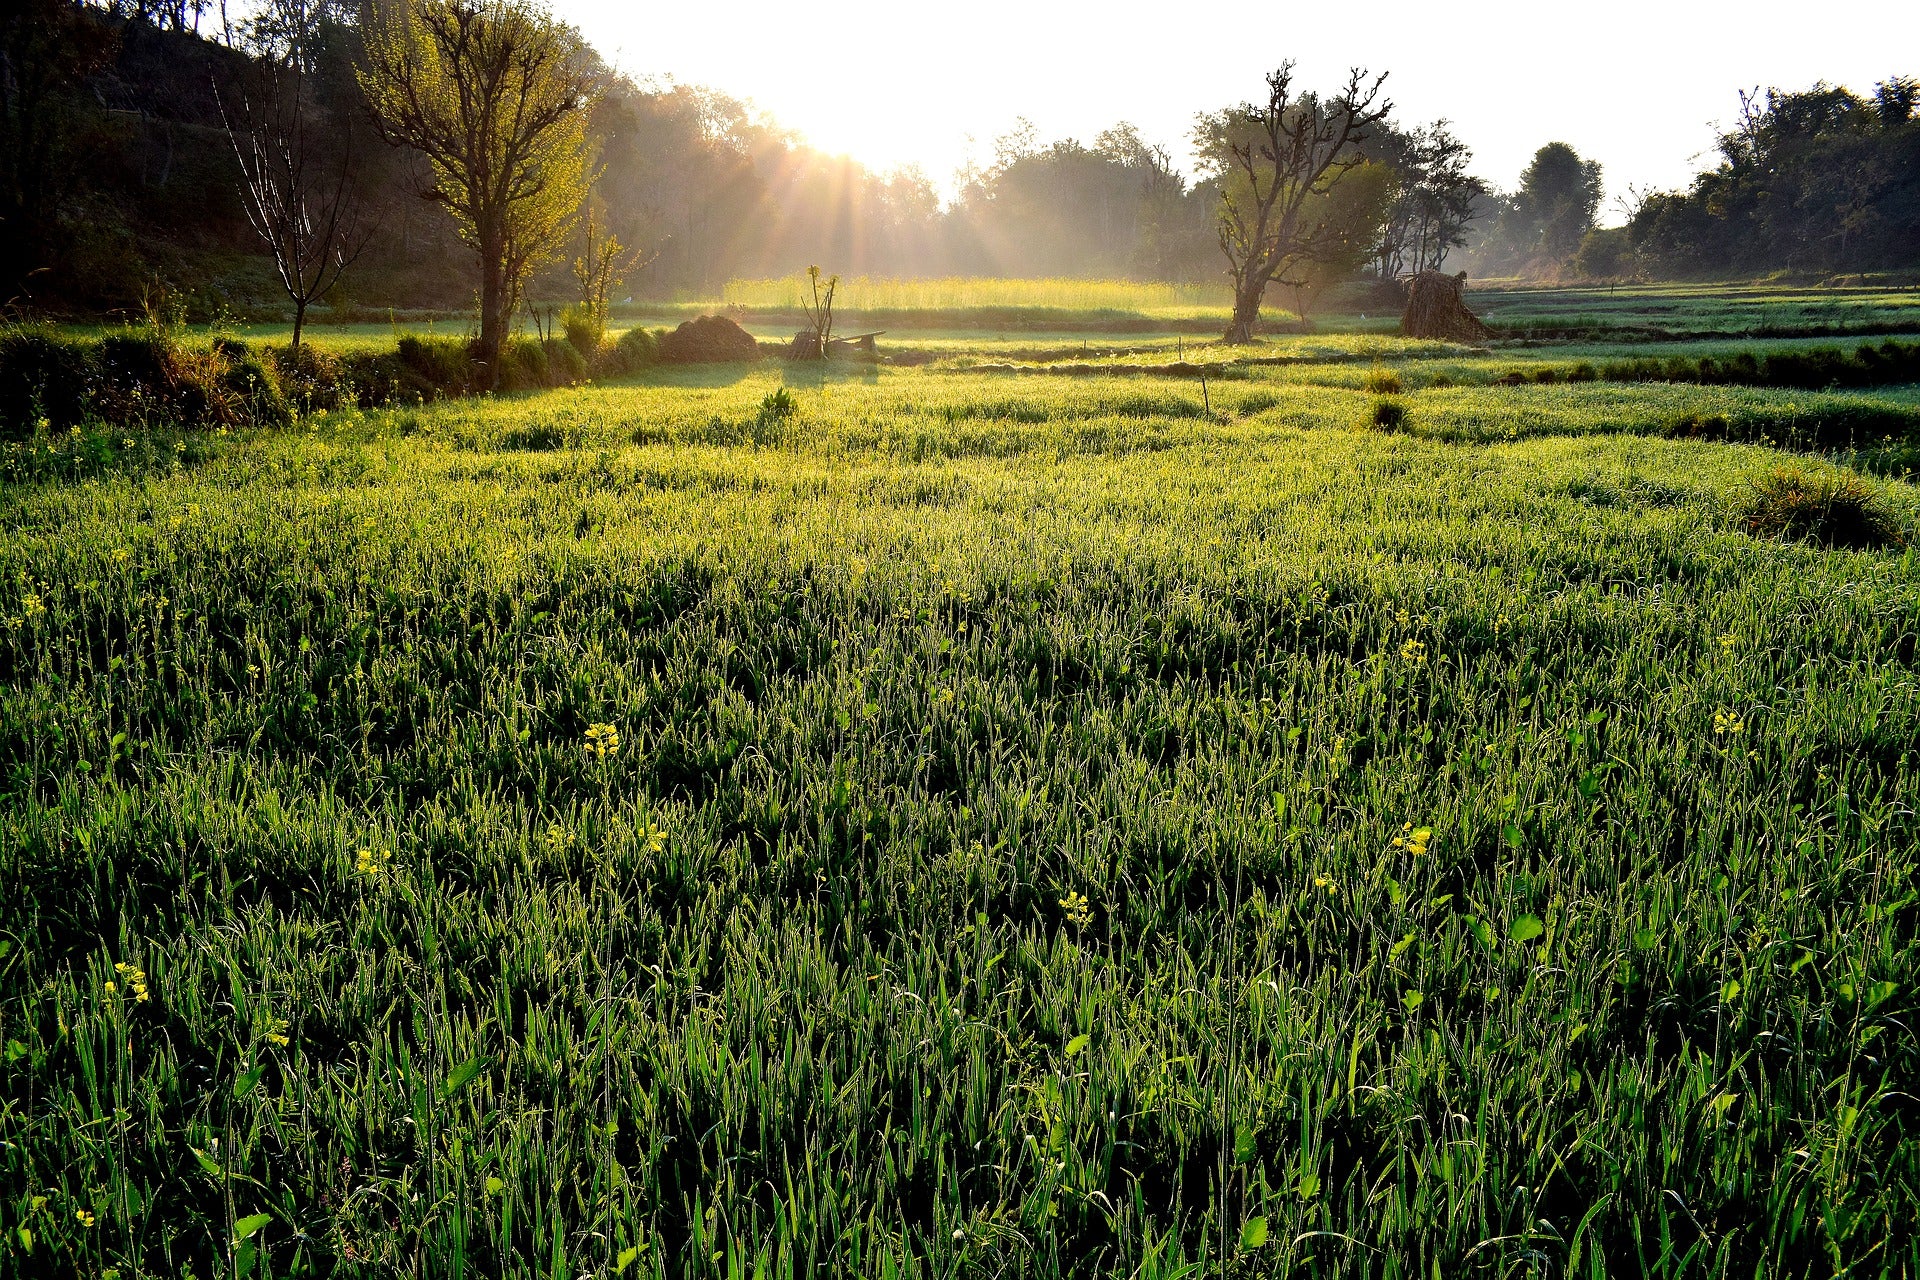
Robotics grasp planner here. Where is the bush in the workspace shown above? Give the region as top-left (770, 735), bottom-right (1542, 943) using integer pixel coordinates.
top-left (543, 338), bottom-right (587, 386)
top-left (1567, 362), bottom-right (1598, 382)
top-left (397, 335), bottom-right (479, 396)
top-left (215, 340), bottom-right (291, 428)
top-left (0, 329), bottom-right (97, 437)
top-left (1740, 465), bottom-right (1905, 549)
top-left (591, 326), bottom-right (662, 378)
top-left (268, 344), bottom-right (347, 413)
top-left (562, 305), bottom-right (601, 359)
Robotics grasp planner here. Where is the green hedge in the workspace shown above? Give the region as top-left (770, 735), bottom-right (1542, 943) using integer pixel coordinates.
top-left (0, 325), bottom-right (667, 439)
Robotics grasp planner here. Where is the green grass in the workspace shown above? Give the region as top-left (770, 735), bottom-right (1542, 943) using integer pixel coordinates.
top-left (2, 315), bottom-right (1919, 1278)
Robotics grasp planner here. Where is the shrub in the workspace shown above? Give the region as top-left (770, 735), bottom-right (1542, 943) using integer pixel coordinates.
top-left (500, 337), bottom-right (550, 391)
top-left (341, 351), bottom-right (412, 407)
top-left (1740, 465), bottom-right (1905, 549)
top-left (1567, 362), bottom-right (1598, 382)
top-left (594, 325), bottom-right (660, 377)
top-left (397, 335), bottom-right (479, 396)
top-left (1371, 397), bottom-right (1407, 430)
top-left (1363, 365), bottom-right (1401, 395)
top-left (0, 329), bottom-right (96, 437)
top-left (269, 344), bottom-right (347, 413)
top-left (215, 340), bottom-right (292, 428)
top-left (562, 305), bottom-right (601, 359)
top-left (543, 338), bottom-right (587, 386)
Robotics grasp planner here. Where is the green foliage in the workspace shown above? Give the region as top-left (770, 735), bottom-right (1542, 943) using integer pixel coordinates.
top-left (562, 304), bottom-right (601, 358)
top-left (594, 325), bottom-right (660, 378)
top-left (1741, 464), bottom-right (1906, 548)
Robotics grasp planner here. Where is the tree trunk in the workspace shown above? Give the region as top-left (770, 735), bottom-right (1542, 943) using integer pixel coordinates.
top-left (1222, 279), bottom-right (1263, 344)
top-left (477, 244), bottom-right (508, 383)
top-left (291, 299), bottom-right (306, 351)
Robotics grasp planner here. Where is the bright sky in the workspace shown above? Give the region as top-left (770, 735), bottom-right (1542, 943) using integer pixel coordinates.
top-left (567, 0), bottom-right (1917, 221)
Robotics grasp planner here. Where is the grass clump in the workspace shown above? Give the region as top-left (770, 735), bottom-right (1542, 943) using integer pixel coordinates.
top-left (1740, 464), bottom-right (1907, 548)
top-left (1363, 364), bottom-right (1402, 395)
top-left (1371, 396), bottom-right (1407, 429)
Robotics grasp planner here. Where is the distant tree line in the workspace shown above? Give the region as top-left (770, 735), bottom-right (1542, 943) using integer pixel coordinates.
top-left (1626, 79), bottom-right (1920, 277)
top-left (4, 0), bottom-right (1916, 324)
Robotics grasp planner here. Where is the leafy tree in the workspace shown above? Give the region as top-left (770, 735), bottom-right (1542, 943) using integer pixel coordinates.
top-left (1631, 78), bottom-right (1920, 275)
top-left (1367, 120), bottom-right (1484, 279)
top-left (358, 0), bottom-right (592, 376)
top-left (1511, 142), bottom-right (1603, 265)
top-left (1193, 63), bottom-right (1390, 343)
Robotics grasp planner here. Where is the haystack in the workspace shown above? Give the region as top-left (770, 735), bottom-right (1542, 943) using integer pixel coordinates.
top-left (1400, 271), bottom-right (1492, 342)
top-left (658, 315), bottom-right (762, 363)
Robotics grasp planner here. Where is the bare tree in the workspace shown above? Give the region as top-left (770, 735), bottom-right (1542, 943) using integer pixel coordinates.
top-left (1195, 63), bottom-right (1390, 343)
top-left (217, 62), bottom-right (370, 349)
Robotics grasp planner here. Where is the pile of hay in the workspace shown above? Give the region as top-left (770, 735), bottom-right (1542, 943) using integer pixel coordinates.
top-left (1400, 271), bottom-right (1492, 342)
top-left (658, 315), bottom-right (762, 363)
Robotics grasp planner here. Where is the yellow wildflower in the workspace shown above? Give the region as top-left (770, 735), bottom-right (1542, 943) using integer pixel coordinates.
top-left (643, 824), bottom-right (668, 854)
top-left (1717, 632), bottom-right (1736, 651)
top-left (1713, 709), bottom-right (1745, 736)
top-left (544, 824), bottom-right (573, 853)
top-left (75, 1209), bottom-right (94, 1228)
top-left (265, 1016), bottom-right (291, 1047)
top-left (1058, 891), bottom-right (1093, 929)
top-left (583, 722), bottom-right (620, 759)
top-left (354, 847), bottom-right (393, 878)
top-left (112, 961), bottom-right (150, 1003)
top-left (1399, 639), bottom-right (1427, 664)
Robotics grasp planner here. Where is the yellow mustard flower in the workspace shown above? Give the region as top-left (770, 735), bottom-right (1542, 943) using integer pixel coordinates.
top-left (583, 722), bottom-right (621, 759)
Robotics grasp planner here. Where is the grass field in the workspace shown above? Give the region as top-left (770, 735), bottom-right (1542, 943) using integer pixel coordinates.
top-left (3, 288), bottom-right (1919, 1278)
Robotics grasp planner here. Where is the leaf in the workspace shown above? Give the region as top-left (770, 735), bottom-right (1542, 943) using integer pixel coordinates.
top-left (1501, 823), bottom-right (1524, 849)
top-left (484, 1176), bottom-right (506, 1195)
top-left (1064, 1034), bottom-right (1089, 1058)
top-left (16, 1225), bottom-right (30, 1253)
top-left (236, 1240), bottom-right (258, 1280)
top-left (233, 1213), bottom-right (272, 1240)
top-left (4, 1039), bottom-right (25, 1063)
top-left (1633, 928), bottom-right (1657, 951)
top-left (232, 1064), bottom-right (266, 1100)
top-left (191, 1147), bottom-right (224, 1178)
top-left (1508, 915), bottom-right (1545, 944)
top-left (1233, 1123), bottom-right (1257, 1164)
top-left (617, 1246), bottom-right (641, 1274)
top-left (1721, 979), bottom-right (1742, 1003)
top-left (1238, 1216), bottom-right (1269, 1250)
top-left (1464, 916), bottom-right (1494, 952)
top-left (1866, 980), bottom-right (1898, 1009)
top-left (439, 1055), bottom-right (490, 1102)
top-left (1401, 990), bottom-right (1425, 1011)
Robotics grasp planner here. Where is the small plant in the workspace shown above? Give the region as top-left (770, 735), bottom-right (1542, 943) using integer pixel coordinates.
top-left (796, 266), bottom-right (838, 360)
top-left (757, 387), bottom-right (797, 429)
top-left (1363, 365), bottom-right (1401, 395)
top-left (1740, 465), bottom-right (1905, 549)
top-left (1371, 397), bottom-right (1407, 430)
